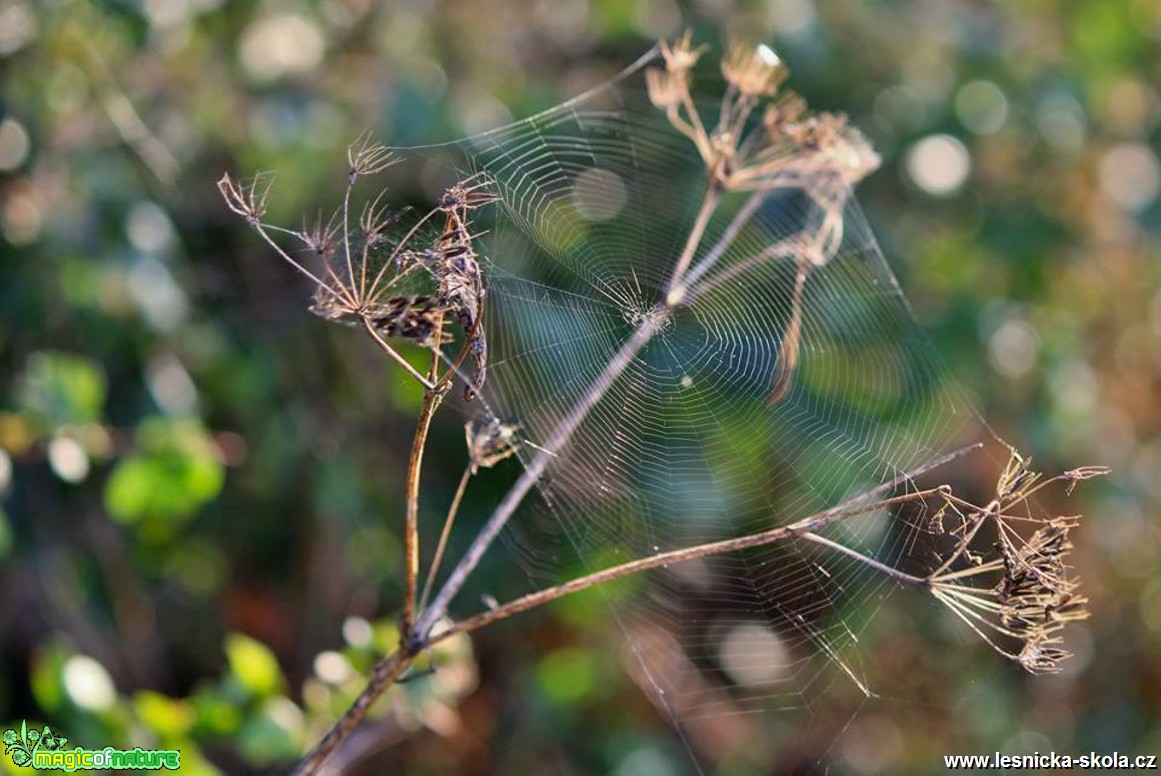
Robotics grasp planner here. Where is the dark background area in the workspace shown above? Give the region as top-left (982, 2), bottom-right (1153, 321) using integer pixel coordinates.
top-left (1, 1), bottom-right (1159, 773)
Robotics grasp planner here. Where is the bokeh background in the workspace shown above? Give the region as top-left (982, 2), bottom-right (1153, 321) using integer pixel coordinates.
top-left (2, 1), bottom-right (1159, 774)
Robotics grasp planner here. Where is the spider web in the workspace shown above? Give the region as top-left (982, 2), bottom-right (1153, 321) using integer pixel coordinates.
top-left (392, 48), bottom-right (981, 770)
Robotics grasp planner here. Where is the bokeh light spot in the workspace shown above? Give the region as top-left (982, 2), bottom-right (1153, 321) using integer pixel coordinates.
top-left (48, 435), bottom-right (90, 483)
top-left (0, 448), bottom-right (12, 495)
top-left (239, 14), bottom-right (326, 82)
top-left (342, 616), bottom-right (373, 647)
top-left (987, 317), bottom-right (1040, 379)
top-left (63, 655), bottom-right (116, 711)
top-left (767, 0), bottom-right (816, 35)
top-left (905, 134), bottom-right (971, 195)
top-left (955, 80), bottom-right (1009, 135)
top-left (0, 118), bottom-right (30, 171)
top-left (313, 651), bottom-right (353, 685)
top-left (1099, 143), bottom-right (1160, 212)
top-left (572, 168), bottom-right (627, 221)
top-left (3, 189), bottom-right (43, 245)
top-left (126, 202), bottom-right (177, 255)
top-left (0, 1), bottom-right (36, 55)
top-left (717, 622), bottom-right (789, 687)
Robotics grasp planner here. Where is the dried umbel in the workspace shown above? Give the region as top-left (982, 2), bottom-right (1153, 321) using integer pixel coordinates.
top-left (217, 137), bottom-right (498, 398)
top-left (434, 178), bottom-right (498, 399)
top-left (646, 32), bottom-right (880, 206)
top-left (922, 451), bottom-right (1106, 674)
top-left (648, 33), bottom-right (883, 401)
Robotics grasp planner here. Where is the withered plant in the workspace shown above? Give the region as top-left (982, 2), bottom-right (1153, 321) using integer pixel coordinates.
top-left (219, 36), bottom-right (1105, 775)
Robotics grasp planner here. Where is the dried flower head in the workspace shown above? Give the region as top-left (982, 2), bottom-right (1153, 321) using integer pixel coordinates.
top-left (646, 67), bottom-right (686, 111)
top-left (369, 295), bottom-right (451, 349)
top-left (721, 42), bottom-right (788, 98)
top-left (659, 29), bottom-right (706, 75)
top-left (432, 178), bottom-right (496, 399)
top-left (218, 171), bottom-right (272, 226)
top-left (220, 139), bottom-right (500, 395)
top-left (923, 451), bottom-right (1103, 675)
top-left (348, 131), bottom-right (397, 178)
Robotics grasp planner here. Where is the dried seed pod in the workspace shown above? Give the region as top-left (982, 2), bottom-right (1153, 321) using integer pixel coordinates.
top-left (466, 419), bottom-right (521, 473)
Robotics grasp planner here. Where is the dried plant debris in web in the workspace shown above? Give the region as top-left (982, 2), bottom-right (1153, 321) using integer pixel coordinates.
top-left (924, 450), bottom-right (1107, 674)
top-left (217, 136), bottom-right (499, 400)
top-left (465, 419), bottom-right (521, 474)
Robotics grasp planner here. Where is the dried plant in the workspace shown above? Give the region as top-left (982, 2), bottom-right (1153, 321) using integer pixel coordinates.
top-left (218, 34), bottom-right (1105, 775)
top-left (919, 454), bottom-right (1109, 673)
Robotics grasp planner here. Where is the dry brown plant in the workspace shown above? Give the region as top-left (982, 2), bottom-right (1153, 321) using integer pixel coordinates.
top-left (218, 34), bottom-right (1105, 775)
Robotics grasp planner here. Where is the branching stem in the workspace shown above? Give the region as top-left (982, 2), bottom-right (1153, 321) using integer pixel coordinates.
top-left (292, 444), bottom-right (977, 774)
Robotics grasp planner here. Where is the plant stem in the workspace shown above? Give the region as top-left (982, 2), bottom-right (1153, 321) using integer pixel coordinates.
top-left (665, 188), bottom-right (721, 306)
top-left (400, 320), bottom-right (451, 639)
top-left (430, 484), bottom-right (952, 646)
top-left (798, 531), bottom-right (928, 585)
top-left (362, 319), bottom-right (436, 389)
top-left (290, 649), bottom-right (412, 776)
top-left (418, 465), bottom-right (473, 613)
top-left (294, 446), bottom-right (977, 774)
top-left (414, 316), bottom-right (658, 639)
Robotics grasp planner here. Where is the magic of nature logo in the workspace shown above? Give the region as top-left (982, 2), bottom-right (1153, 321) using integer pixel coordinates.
top-left (3, 721), bottom-right (180, 771)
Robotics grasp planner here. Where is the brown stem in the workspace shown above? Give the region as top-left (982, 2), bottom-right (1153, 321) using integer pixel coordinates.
top-left (296, 445), bottom-right (978, 774)
top-left (665, 188), bottom-right (722, 306)
top-left (361, 319), bottom-right (436, 389)
top-left (418, 465), bottom-right (473, 614)
top-left (290, 650), bottom-right (413, 776)
top-left (430, 485), bottom-right (950, 646)
top-left (400, 319), bottom-right (451, 639)
top-left (768, 253), bottom-right (810, 403)
top-left (798, 531), bottom-right (928, 585)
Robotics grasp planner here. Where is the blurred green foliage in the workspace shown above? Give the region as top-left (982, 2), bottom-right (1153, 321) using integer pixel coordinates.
top-left (1, 1), bottom-right (1159, 774)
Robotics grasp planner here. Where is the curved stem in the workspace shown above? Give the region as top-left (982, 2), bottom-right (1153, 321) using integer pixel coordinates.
top-left (290, 650), bottom-right (412, 776)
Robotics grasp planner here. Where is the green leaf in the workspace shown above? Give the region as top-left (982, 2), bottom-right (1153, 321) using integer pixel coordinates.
top-left (134, 691), bottom-right (195, 737)
top-left (17, 351), bottom-right (106, 429)
top-left (103, 419), bottom-right (225, 524)
top-left (224, 634), bottom-right (285, 698)
top-left (536, 647), bottom-right (597, 705)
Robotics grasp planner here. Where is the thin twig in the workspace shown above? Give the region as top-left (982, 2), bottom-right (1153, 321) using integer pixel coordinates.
top-left (294, 445), bottom-right (978, 774)
top-left (361, 318), bottom-right (436, 389)
top-left (418, 465), bottom-right (473, 613)
top-left (665, 188), bottom-right (722, 305)
top-left (290, 650), bottom-right (412, 776)
top-left (798, 531), bottom-right (928, 585)
top-left (400, 318), bottom-right (451, 639)
top-left (429, 485), bottom-right (950, 646)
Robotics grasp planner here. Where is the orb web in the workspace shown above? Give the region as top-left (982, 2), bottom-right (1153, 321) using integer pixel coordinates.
top-left (393, 47), bottom-right (978, 769)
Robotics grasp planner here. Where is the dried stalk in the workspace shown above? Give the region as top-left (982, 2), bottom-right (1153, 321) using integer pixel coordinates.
top-left (291, 650), bottom-right (410, 776)
top-left (418, 465), bottom-right (472, 614)
top-left (221, 33), bottom-right (1103, 776)
top-left (293, 448), bottom-right (974, 775)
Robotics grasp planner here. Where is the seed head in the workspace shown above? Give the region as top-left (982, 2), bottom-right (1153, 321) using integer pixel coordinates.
top-left (659, 29), bottom-right (706, 75)
top-left (722, 42), bottom-right (788, 98)
top-left (646, 67), bottom-right (686, 111)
